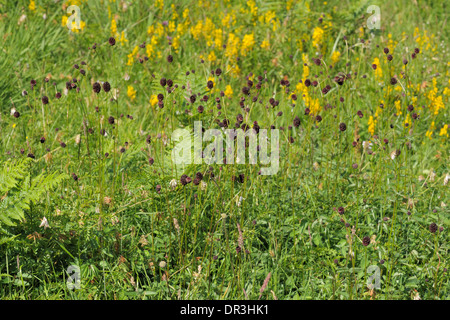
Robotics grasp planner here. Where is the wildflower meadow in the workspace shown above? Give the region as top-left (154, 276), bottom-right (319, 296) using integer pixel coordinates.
top-left (0, 0), bottom-right (448, 301)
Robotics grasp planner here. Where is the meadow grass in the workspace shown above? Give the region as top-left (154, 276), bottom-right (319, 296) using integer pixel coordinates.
top-left (0, 0), bottom-right (448, 300)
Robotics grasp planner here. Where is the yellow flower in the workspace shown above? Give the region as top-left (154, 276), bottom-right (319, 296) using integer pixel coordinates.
top-left (372, 57), bottom-right (383, 81)
top-left (439, 124), bottom-right (449, 137)
top-left (190, 20), bottom-right (203, 40)
top-left (331, 51), bottom-right (340, 65)
top-left (426, 121), bottom-right (435, 139)
top-left (247, 0), bottom-right (258, 16)
top-left (172, 35), bottom-right (180, 53)
top-left (155, 0), bottom-right (164, 11)
top-left (286, 0), bottom-right (294, 10)
top-left (120, 31), bottom-right (128, 46)
top-left (167, 21), bottom-right (175, 33)
top-left (394, 100), bottom-right (402, 116)
top-left (127, 46), bottom-right (139, 65)
top-left (208, 51), bottom-right (217, 62)
top-left (62, 16), bottom-right (68, 27)
top-left (29, 0), bottom-right (36, 11)
top-left (312, 27), bottom-right (324, 48)
top-left (368, 116), bottom-right (376, 136)
top-left (404, 113), bottom-right (411, 128)
top-left (150, 94), bottom-right (158, 107)
top-left (111, 19), bottom-right (117, 36)
top-left (127, 86), bottom-right (136, 101)
top-left (225, 33), bottom-right (239, 59)
top-left (241, 33), bottom-right (255, 56)
top-left (359, 27), bottom-right (364, 39)
top-left (431, 95), bottom-right (444, 115)
top-left (261, 39), bottom-right (269, 49)
top-left (302, 54), bottom-right (310, 79)
top-left (182, 8), bottom-right (189, 19)
top-left (224, 85), bottom-right (233, 97)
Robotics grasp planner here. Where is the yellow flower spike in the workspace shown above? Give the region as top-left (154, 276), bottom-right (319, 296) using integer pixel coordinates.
top-left (372, 57), bottom-right (383, 81)
top-left (331, 51), bottom-right (340, 65)
top-left (404, 113), bottom-right (411, 128)
top-left (120, 31), bottom-right (128, 46)
top-left (394, 100), bottom-right (402, 116)
top-left (127, 86), bottom-right (136, 101)
top-left (224, 85), bottom-right (233, 97)
top-left (241, 33), bottom-right (255, 56)
top-left (207, 51), bottom-right (217, 62)
top-left (29, 0), bottom-right (36, 11)
top-left (150, 94), bottom-right (158, 107)
top-left (111, 19), bottom-right (117, 36)
top-left (155, 0), bottom-right (164, 11)
top-left (312, 27), bottom-right (324, 48)
top-left (368, 116), bottom-right (376, 136)
top-left (169, 21), bottom-right (176, 33)
top-left (439, 124), bottom-right (448, 137)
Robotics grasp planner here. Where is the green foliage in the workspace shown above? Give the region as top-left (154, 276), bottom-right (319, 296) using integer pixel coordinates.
top-left (0, 157), bottom-right (67, 234)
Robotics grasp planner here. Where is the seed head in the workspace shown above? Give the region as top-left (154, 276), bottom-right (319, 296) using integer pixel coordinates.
top-left (93, 82), bottom-right (101, 93)
top-left (362, 236), bottom-right (371, 246)
top-left (429, 223), bottom-right (437, 233)
top-left (103, 81), bottom-right (111, 92)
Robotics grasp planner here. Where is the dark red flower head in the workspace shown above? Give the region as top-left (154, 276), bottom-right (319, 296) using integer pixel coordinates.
top-left (93, 82), bottom-right (101, 93)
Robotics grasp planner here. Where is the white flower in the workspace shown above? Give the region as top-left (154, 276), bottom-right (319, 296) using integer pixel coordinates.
top-left (169, 179), bottom-right (178, 190)
top-left (390, 150), bottom-right (397, 160)
top-left (18, 14), bottom-right (26, 25)
top-left (200, 181), bottom-right (207, 191)
top-left (429, 169), bottom-right (436, 182)
top-left (444, 174), bottom-right (450, 186)
top-left (362, 141), bottom-right (372, 151)
top-left (10, 108), bottom-right (16, 116)
top-left (39, 217), bottom-right (49, 229)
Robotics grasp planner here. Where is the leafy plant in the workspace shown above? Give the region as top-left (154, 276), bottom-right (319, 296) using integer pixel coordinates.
top-left (0, 157), bottom-right (66, 239)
